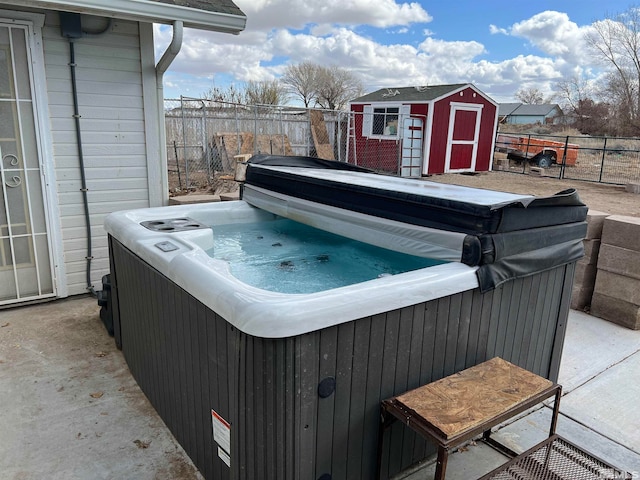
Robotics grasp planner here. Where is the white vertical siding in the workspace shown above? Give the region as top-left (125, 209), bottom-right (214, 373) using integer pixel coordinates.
top-left (41, 12), bottom-right (152, 295)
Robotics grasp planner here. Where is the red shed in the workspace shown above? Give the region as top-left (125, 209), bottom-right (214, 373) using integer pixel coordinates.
top-left (348, 84), bottom-right (498, 176)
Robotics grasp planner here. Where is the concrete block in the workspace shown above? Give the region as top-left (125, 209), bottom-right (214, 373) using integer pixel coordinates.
top-left (597, 243), bottom-right (640, 280)
top-left (529, 167), bottom-right (544, 176)
top-left (168, 194), bottom-right (220, 205)
top-left (625, 183), bottom-right (640, 194)
top-left (591, 292), bottom-right (640, 330)
top-left (492, 159), bottom-right (507, 171)
top-left (220, 191), bottom-right (240, 201)
top-left (601, 215), bottom-right (640, 251)
top-left (233, 153), bottom-right (253, 162)
top-left (593, 270), bottom-right (640, 305)
top-left (571, 282), bottom-right (595, 311)
top-left (582, 239), bottom-right (601, 265)
top-left (574, 261), bottom-right (598, 286)
top-left (584, 210), bottom-right (609, 239)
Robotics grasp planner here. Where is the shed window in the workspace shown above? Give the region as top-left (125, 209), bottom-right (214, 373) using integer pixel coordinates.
top-left (372, 107), bottom-right (399, 136)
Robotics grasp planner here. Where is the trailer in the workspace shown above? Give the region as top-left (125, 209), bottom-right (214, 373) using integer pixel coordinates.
top-left (496, 134), bottom-right (579, 168)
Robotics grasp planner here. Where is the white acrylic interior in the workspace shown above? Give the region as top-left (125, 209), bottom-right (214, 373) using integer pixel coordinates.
top-left (105, 200), bottom-right (479, 338)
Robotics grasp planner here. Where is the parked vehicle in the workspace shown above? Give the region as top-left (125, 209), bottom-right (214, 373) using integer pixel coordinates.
top-left (496, 134), bottom-right (579, 167)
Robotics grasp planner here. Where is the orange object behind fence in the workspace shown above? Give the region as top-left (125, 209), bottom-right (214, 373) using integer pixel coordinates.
top-left (496, 134), bottom-right (579, 166)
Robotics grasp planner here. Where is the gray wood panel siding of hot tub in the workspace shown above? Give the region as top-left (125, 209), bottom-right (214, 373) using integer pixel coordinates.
top-left (109, 237), bottom-right (574, 480)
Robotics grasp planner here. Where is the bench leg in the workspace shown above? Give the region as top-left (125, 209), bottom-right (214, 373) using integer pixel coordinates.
top-left (434, 446), bottom-right (448, 480)
top-left (549, 386), bottom-right (562, 437)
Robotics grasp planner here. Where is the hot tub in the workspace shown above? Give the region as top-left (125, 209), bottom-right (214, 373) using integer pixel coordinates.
top-left (105, 156), bottom-right (587, 480)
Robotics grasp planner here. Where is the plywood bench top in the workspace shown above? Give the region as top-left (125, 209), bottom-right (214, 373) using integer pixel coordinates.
top-left (387, 357), bottom-right (556, 441)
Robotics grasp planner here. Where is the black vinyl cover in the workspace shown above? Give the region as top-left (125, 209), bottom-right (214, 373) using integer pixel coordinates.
top-left (246, 155), bottom-right (587, 292)
top-left (246, 155), bottom-right (587, 235)
top-left (247, 154), bottom-right (374, 172)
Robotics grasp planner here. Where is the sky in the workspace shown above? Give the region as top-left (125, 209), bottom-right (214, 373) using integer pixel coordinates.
top-left (156, 0), bottom-right (633, 104)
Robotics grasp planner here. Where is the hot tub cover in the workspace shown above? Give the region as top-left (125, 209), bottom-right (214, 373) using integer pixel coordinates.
top-left (244, 155), bottom-right (587, 292)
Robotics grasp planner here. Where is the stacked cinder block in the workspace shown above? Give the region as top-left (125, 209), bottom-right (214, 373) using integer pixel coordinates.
top-left (571, 210), bottom-right (609, 311)
top-left (591, 215), bottom-right (640, 330)
top-left (491, 152), bottom-right (509, 171)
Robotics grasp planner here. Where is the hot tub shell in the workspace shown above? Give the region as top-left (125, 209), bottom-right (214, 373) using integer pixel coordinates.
top-left (105, 157), bottom-right (586, 480)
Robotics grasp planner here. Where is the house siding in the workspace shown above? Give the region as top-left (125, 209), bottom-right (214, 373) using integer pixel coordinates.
top-left (41, 12), bottom-right (151, 295)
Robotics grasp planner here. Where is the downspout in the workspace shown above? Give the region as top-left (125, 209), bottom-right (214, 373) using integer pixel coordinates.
top-left (156, 21), bottom-right (183, 205)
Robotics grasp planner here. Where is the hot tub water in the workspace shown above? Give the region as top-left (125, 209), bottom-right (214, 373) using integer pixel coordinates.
top-left (207, 217), bottom-right (446, 294)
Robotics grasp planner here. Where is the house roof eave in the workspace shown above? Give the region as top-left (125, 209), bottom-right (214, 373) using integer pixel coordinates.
top-left (5, 0), bottom-right (246, 34)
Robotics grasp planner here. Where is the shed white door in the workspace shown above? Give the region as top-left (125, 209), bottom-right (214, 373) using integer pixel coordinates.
top-left (445, 103), bottom-right (482, 173)
top-left (0, 23), bottom-right (55, 305)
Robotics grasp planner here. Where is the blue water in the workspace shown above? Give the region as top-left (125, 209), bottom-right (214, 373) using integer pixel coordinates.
top-left (207, 218), bottom-right (446, 294)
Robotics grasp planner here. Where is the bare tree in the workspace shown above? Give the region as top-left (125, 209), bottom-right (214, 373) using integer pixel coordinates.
top-left (555, 76), bottom-right (590, 112)
top-left (244, 79), bottom-right (289, 105)
top-left (281, 62), bottom-right (319, 108)
top-left (314, 65), bottom-right (364, 110)
top-left (515, 87), bottom-right (547, 104)
top-left (597, 71), bottom-right (636, 135)
top-left (202, 83), bottom-right (247, 104)
top-left (586, 8), bottom-right (640, 134)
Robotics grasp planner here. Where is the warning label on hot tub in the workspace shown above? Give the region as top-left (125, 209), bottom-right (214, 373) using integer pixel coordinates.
top-left (211, 409), bottom-right (231, 466)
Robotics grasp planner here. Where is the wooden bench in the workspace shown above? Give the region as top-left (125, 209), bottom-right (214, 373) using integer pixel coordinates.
top-left (377, 357), bottom-right (630, 479)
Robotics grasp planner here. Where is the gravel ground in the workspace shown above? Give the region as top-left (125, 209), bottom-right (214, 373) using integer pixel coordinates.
top-left (427, 171), bottom-right (640, 217)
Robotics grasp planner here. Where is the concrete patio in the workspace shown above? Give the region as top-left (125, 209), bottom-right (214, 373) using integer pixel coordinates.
top-left (0, 296), bottom-right (638, 479)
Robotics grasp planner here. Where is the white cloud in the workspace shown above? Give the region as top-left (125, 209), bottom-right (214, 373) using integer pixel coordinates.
top-left (157, 4), bottom-right (606, 103)
top-left (506, 11), bottom-right (591, 63)
top-left (489, 24), bottom-right (508, 35)
top-left (418, 37), bottom-right (486, 60)
top-left (235, 0), bottom-right (432, 30)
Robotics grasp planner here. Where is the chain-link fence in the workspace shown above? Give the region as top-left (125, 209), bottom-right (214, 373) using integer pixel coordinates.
top-left (166, 99), bottom-right (640, 188)
top-left (165, 97), bottom-right (351, 191)
top-left (165, 98), bottom-right (426, 191)
top-left (346, 110), bottom-right (428, 177)
top-left (495, 132), bottom-right (640, 185)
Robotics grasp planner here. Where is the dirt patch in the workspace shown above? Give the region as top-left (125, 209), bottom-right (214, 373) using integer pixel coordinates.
top-left (427, 171), bottom-right (640, 217)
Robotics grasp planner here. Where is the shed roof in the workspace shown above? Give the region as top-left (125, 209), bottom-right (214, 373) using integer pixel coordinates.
top-left (4, 0), bottom-right (246, 33)
top-left (350, 84), bottom-right (473, 103)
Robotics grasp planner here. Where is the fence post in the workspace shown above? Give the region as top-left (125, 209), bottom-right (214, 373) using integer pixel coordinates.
top-left (254, 105), bottom-right (258, 154)
top-left (173, 140), bottom-right (182, 190)
top-left (279, 107), bottom-right (285, 155)
top-left (307, 109), bottom-right (312, 157)
top-left (599, 137), bottom-right (607, 183)
top-left (336, 111), bottom-right (342, 162)
top-left (201, 100), bottom-right (210, 183)
top-left (559, 136), bottom-right (569, 180)
top-left (180, 95), bottom-right (189, 188)
top-left (522, 134), bottom-right (531, 174)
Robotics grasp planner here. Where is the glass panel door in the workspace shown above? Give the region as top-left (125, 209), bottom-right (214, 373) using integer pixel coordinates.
top-left (0, 23), bottom-right (54, 304)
